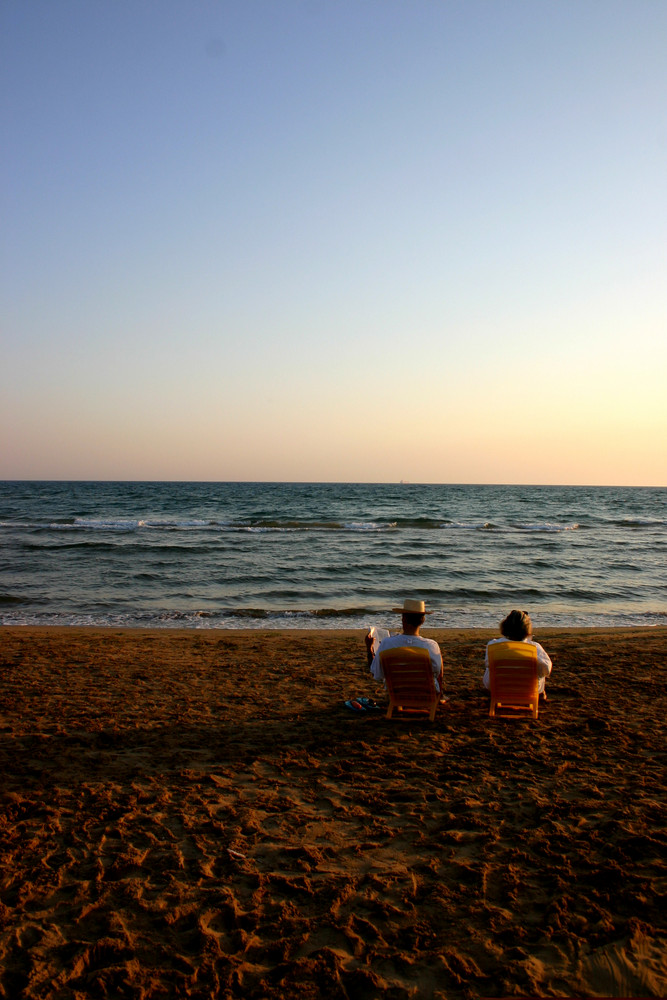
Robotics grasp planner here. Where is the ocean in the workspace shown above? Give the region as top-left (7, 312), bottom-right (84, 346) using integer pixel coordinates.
top-left (1, 481), bottom-right (665, 630)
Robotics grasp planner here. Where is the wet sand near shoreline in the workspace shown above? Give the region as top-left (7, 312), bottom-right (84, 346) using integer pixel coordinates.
top-left (1, 626), bottom-right (666, 998)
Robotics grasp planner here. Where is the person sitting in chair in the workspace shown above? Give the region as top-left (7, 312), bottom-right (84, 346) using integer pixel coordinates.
top-left (483, 609), bottom-right (552, 696)
top-left (366, 598), bottom-right (444, 694)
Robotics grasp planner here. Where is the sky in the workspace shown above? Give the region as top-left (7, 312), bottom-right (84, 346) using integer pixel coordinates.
top-left (2, 1), bottom-right (666, 485)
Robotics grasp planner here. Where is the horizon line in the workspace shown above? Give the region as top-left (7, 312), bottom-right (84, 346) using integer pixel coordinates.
top-left (1, 479), bottom-right (665, 490)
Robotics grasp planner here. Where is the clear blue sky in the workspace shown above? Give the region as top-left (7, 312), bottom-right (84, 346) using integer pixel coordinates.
top-left (2, 1), bottom-right (666, 484)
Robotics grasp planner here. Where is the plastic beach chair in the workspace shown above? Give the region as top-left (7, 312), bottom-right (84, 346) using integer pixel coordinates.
top-left (487, 641), bottom-right (539, 719)
top-left (380, 646), bottom-right (439, 721)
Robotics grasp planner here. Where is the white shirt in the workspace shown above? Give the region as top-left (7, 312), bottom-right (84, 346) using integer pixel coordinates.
top-left (371, 633), bottom-right (443, 693)
top-left (483, 636), bottom-right (552, 693)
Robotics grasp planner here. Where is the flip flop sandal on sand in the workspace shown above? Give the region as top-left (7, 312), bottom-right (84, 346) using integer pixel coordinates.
top-left (345, 699), bottom-right (366, 712)
top-left (358, 697), bottom-right (381, 710)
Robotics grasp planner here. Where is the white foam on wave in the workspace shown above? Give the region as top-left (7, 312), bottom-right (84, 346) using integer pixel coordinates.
top-left (2, 606), bottom-right (666, 630)
top-left (441, 521), bottom-right (497, 530)
top-left (516, 522), bottom-right (580, 532)
top-left (343, 521), bottom-right (396, 531)
top-left (142, 519), bottom-right (212, 529)
top-left (230, 522), bottom-right (398, 533)
top-left (238, 526), bottom-right (296, 533)
top-left (57, 517), bottom-right (219, 532)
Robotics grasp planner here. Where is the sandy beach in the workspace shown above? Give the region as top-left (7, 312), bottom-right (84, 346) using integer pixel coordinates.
top-left (1, 626), bottom-right (666, 999)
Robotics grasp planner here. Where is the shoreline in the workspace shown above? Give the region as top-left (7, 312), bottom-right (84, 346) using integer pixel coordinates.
top-left (2, 626), bottom-right (666, 997)
top-left (3, 623), bottom-right (666, 636)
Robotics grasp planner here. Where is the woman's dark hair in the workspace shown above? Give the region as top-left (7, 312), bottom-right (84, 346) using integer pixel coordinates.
top-left (500, 609), bottom-right (532, 640)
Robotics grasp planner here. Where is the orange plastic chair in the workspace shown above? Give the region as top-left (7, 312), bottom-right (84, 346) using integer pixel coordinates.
top-left (487, 641), bottom-right (539, 719)
top-left (380, 646), bottom-right (439, 721)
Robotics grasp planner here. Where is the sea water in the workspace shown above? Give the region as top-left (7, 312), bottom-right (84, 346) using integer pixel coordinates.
top-left (0, 481), bottom-right (665, 629)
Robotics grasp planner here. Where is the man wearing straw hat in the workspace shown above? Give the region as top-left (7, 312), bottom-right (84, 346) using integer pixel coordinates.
top-left (366, 598), bottom-right (444, 694)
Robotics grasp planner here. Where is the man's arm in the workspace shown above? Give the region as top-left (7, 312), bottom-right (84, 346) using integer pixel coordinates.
top-left (365, 631), bottom-right (375, 668)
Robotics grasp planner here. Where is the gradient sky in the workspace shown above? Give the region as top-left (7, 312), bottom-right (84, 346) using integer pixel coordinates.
top-left (2, 1), bottom-right (666, 485)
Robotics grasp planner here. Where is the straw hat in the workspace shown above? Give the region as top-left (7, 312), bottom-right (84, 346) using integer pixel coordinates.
top-left (392, 598), bottom-right (432, 615)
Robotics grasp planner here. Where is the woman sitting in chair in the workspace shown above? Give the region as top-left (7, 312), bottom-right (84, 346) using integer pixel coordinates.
top-left (483, 610), bottom-right (552, 696)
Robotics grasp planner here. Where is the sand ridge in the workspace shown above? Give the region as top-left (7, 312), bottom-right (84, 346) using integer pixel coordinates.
top-left (1, 627), bottom-right (666, 998)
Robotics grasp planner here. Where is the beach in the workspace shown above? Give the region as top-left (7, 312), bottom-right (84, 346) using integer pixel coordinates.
top-left (1, 626), bottom-right (666, 999)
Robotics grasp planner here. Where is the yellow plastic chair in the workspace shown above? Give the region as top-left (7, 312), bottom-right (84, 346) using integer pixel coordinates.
top-left (487, 641), bottom-right (539, 719)
top-left (380, 646), bottom-right (439, 721)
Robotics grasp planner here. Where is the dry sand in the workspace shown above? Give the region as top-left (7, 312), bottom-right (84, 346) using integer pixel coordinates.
top-left (1, 626), bottom-right (666, 999)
